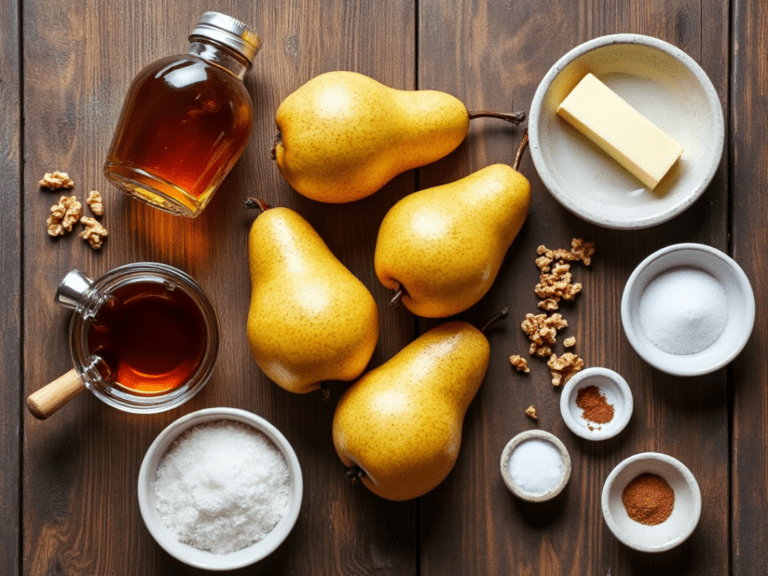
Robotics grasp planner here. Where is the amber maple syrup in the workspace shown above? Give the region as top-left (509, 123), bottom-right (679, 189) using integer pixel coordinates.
top-left (87, 281), bottom-right (207, 395)
top-left (104, 13), bottom-right (260, 217)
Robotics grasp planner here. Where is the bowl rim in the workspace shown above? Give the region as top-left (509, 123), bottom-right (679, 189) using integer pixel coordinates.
top-left (601, 451), bottom-right (702, 552)
top-left (620, 242), bottom-right (755, 376)
top-left (500, 430), bottom-right (572, 502)
top-left (559, 367), bottom-right (633, 440)
top-left (137, 407), bottom-right (303, 570)
top-left (529, 33), bottom-right (725, 229)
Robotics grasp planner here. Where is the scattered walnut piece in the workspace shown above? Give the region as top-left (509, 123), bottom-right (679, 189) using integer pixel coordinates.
top-left (79, 216), bottom-right (108, 249)
top-left (535, 255), bottom-right (554, 272)
top-left (538, 298), bottom-right (560, 312)
top-left (529, 342), bottom-right (552, 357)
top-left (521, 312), bottom-right (568, 356)
top-left (525, 405), bottom-right (538, 420)
top-left (534, 239), bottom-right (594, 310)
top-left (571, 238), bottom-right (595, 265)
top-left (39, 171), bottom-right (74, 190)
top-left (535, 262), bottom-right (582, 310)
top-left (46, 195), bottom-right (82, 237)
top-left (564, 336), bottom-right (576, 348)
top-left (509, 355), bottom-right (530, 373)
top-left (547, 352), bottom-right (584, 387)
top-left (86, 190), bottom-right (104, 216)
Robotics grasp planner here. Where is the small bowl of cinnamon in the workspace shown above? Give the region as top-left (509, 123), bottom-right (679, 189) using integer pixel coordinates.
top-left (559, 367), bottom-right (633, 441)
top-left (602, 452), bottom-right (701, 552)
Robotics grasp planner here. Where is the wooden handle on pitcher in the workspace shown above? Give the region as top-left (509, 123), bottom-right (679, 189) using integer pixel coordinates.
top-left (27, 369), bottom-right (87, 420)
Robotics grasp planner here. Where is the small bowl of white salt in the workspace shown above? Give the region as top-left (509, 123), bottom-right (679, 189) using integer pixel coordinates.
top-left (500, 430), bottom-right (571, 502)
top-left (621, 243), bottom-right (755, 376)
top-left (138, 408), bottom-right (303, 570)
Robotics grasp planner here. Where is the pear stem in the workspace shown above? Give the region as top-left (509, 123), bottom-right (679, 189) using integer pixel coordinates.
top-left (467, 110), bottom-right (526, 124)
top-left (513, 129), bottom-right (530, 172)
top-left (270, 132), bottom-right (282, 161)
top-left (480, 307), bottom-right (509, 334)
top-left (244, 198), bottom-right (270, 213)
top-left (345, 466), bottom-right (365, 484)
top-left (321, 383), bottom-right (331, 402)
top-left (389, 286), bottom-right (406, 308)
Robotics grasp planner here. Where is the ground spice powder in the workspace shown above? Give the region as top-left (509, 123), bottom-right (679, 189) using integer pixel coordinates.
top-left (621, 473), bottom-right (675, 525)
top-left (575, 385), bottom-right (614, 425)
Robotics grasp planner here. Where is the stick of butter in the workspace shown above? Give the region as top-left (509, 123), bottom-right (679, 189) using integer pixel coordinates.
top-left (557, 73), bottom-right (683, 189)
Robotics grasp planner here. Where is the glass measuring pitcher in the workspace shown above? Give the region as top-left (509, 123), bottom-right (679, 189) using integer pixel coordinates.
top-left (27, 263), bottom-right (220, 419)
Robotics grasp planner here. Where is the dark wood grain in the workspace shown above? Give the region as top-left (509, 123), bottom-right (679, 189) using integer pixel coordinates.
top-left (1, 1), bottom-right (21, 575)
top-left (417, 1), bottom-right (730, 575)
top-left (731, 1), bottom-right (768, 575)
top-left (12, 0), bottom-right (768, 574)
top-left (21, 1), bottom-right (415, 575)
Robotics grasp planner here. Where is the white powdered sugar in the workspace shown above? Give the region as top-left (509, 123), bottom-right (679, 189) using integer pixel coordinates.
top-left (154, 420), bottom-right (290, 555)
top-left (638, 267), bottom-right (729, 355)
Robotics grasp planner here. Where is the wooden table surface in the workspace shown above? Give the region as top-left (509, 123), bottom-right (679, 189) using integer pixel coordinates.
top-left (3, 0), bottom-right (767, 574)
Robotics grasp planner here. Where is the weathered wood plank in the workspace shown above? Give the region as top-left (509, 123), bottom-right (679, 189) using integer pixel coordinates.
top-left (417, 1), bottom-right (730, 574)
top-left (21, 1), bottom-right (415, 574)
top-left (0, 0), bottom-right (21, 575)
top-left (731, 1), bottom-right (768, 575)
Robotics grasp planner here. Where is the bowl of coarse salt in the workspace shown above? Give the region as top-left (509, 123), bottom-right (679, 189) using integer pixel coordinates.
top-left (500, 430), bottom-right (571, 502)
top-left (138, 408), bottom-right (303, 570)
top-left (621, 243), bottom-right (755, 376)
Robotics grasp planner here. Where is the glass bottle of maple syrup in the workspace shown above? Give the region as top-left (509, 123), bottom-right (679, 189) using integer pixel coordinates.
top-left (104, 12), bottom-right (260, 217)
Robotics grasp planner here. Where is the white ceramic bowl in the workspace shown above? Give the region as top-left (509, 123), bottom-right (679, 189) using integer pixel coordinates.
top-left (138, 408), bottom-right (303, 570)
top-left (560, 367), bottom-right (633, 441)
top-left (529, 34), bottom-right (724, 229)
top-left (602, 452), bottom-right (701, 552)
top-left (621, 243), bottom-right (755, 376)
top-left (500, 430), bottom-right (571, 502)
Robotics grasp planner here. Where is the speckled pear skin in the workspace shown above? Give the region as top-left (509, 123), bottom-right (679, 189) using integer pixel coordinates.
top-left (332, 321), bottom-right (490, 501)
top-left (374, 164), bottom-right (531, 318)
top-left (274, 71), bottom-right (470, 204)
top-left (247, 207), bottom-right (379, 394)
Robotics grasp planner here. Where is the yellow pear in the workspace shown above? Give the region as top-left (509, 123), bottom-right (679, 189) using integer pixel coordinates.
top-left (374, 159), bottom-right (531, 318)
top-left (332, 318), bottom-right (500, 501)
top-left (273, 71), bottom-right (523, 203)
top-left (246, 200), bottom-right (379, 393)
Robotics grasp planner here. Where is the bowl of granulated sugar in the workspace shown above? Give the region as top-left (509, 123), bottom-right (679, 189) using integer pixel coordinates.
top-left (622, 243), bottom-right (755, 376)
top-left (138, 408), bottom-right (303, 570)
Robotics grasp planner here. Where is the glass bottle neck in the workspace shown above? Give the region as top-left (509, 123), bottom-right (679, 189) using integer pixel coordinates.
top-left (187, 40), bottom-right (250, 80)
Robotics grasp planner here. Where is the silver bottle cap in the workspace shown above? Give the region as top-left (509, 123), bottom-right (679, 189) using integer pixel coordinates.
top-left (189, 12), bottom-right (261, 64)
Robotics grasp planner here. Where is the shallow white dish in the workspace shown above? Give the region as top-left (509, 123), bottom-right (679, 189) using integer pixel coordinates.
top-left (621, 243), bottom-right (755, 376)
top-left (602, 452), bottom-right (701, 552)
top-left (560, 367), bottom-right (633, 441)
top-left (138, 408), bottom-right (303, 571)
top-left (529, 34), bottom-right (724, 229)
top-left (500, 430), bottom-right (571, 502)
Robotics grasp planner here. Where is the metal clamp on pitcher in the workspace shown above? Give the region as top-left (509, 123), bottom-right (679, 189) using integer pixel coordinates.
top-left (27, 263), bottom-right (220, 419)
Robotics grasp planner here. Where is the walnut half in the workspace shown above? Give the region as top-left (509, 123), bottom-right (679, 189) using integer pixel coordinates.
top-left (509, 355), bottom-right (530, 373)
top-left (47, 196), bottom-right (82, 237)
top-left (547, 352), bottom-right (584, 387)
top-left (86, 190), bottom-right (104, 216)
top-left (39, 171), bottom-right (74, 190)
top-left (80, 217), bottom-right (108, 249)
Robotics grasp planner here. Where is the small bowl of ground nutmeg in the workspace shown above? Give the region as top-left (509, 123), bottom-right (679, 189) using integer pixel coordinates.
top-left (560, 367), bottom-right (633, 440)
top-left (602, 452), bottom-right (701, 552)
